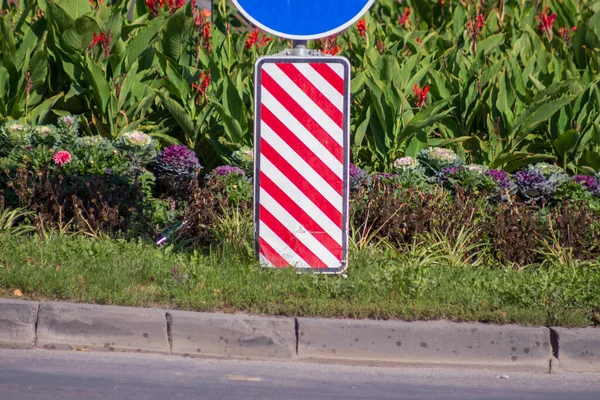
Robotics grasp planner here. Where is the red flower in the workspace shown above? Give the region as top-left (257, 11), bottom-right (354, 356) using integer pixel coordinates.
top-left (321, 35), bottom-right (340, 55)
top-left (537, 10), bottom-right (556, 41)
top-left (356, 19), bottom-right (367, 38)
top-left (245, 27), bottom-right (271, 50)
top-left (413, 84), bottom-right (430, 108)
top-left (195, 9), bottom-right (212, 51)
top-left (466, 14), bottom-right (484, 52)
top-left (90, 32), bottom-right (106, 49)
top-left (400, 7), bottom-right (410, 27)
top-left (145, 0), bottom-right (158, 16)
top-left (559, 25), bottom-right (577, 46)
top-left (191, 71), bottom-right (211, 104)
top-left (53, 150), bottom-right (72, 166)
top-left (467, 14), bottom-right (484, 38)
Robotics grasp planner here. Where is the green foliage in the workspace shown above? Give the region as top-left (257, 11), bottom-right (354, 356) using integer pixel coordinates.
top-left (2, 0), bottom-right (600, 172)
top-left (0, 234), bottom-right (598, 326)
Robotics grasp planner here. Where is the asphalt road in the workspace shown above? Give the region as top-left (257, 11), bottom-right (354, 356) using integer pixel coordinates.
top-left (0, 349), bottom-right (599, 400)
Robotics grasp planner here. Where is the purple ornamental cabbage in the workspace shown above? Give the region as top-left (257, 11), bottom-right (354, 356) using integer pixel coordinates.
top-left (213, 165), bottom-right (245, 177)
top-left (573, 175), bottom-right (597, 190)
top-left (485, 169), bottom-right (513, 190)
top-left (155, 145), bottom-right (201, 180)
top-left (349, 163), bottom-right (369, 190)
top-left (572, 175), bottom-right (600, 196)
top-left (514, 169), bottom-right (555, 202)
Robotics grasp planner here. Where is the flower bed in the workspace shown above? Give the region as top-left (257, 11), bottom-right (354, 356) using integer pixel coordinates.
top-left (1, 118), bottom-right (599, 268)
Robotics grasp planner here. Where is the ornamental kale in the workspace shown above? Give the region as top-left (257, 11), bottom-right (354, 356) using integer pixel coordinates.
top-left (115, 130), bottom-right (157, 166)
top-left (514, 169), bottom-right (556, 203)
top-left (417, 147), bottom-right (461, 172)
top-left (210, 165), bottom-right (246, 178)
top-left (349, 163), bottom-right (370, 190)
top-left (572, 175), bottom-right (599, 192)
top-left (66, 136), bottom-right (130, 177)
top-left (485, 169), bottom-right (512, 189)
top-left (56, 115), bottom-right (80, 145)
top-left (0, 122), bottom-right (32, 156)
top-left (31, 125), bottom-right (61, 148)
top-left (529, 162), bottom-right (569, 186)
top-left (231, 146), bottom-right (254, 176)
top-left (155, 145), bottom-right (201, 180)
top-left (440, 165), bottom-right (497, 195)
top-left (73, 136), bottom-right (115, 154)
top-left (392, 156), bottom-right (419, 171)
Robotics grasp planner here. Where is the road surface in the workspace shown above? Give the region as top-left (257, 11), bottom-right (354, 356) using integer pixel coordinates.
top-left (0, 349), bottom-right (598, 399)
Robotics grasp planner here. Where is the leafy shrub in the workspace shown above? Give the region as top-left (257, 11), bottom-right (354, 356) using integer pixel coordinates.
top-left (206, 166), bottom-right (252, 205)
top-left (4, 166), bottom-right (145, 235)
top-left (66, 137), bottom-right (131, 177)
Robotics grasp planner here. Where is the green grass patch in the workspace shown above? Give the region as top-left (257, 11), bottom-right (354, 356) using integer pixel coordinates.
top-left (0, 233), bottom-right (598, 327)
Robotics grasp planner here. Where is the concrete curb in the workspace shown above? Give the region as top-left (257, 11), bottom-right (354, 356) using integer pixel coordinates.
top-left (1, 299), bottom-right (598, 371)
top-left (36, 302), bottom-right (169, 353)
top-left (0, 299), bottom-right (38, 349)
top-left (553, 327), bottom-right (600, 372)
top-left (297, 318), bottom-right (552, 371)
top-left (169, 310), bottom-right (295, 360)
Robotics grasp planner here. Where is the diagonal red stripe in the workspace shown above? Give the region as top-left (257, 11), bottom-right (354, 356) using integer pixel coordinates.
top-left (260, 138), bottom-right (342, 227)
top-left (261, 70), bottom-right (343, 163)
top-left (261, 105), bottom-right (342, 195)
top-left (259, 205), bottom-right (329, 269)
top-left (309, 63), bottom-right (345, 95)
top-left (259, 237), bottom-right (290, 268)
top-left (261, 172), bottom-right (342, 260)
top-left (276, 63), bottom-right (343, 128)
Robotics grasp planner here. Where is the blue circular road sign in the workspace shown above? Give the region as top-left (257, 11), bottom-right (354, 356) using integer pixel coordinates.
top-left (231, 0), bottom-right (375, 40)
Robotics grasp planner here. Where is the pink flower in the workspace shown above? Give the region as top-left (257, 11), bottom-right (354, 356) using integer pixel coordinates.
top-left (53, 150), bottom-right (72, 166)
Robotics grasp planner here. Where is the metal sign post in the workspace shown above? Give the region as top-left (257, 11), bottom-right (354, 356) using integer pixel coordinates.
top-left (232, 0), bottom-right (375, 273)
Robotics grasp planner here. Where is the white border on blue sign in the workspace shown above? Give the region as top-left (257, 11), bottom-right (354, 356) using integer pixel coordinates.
top-left (231, 0), bottom-right (375, 40)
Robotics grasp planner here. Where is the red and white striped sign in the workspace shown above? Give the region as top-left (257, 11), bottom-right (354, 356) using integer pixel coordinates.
top-left (254, 57), bottom-right (350, 273)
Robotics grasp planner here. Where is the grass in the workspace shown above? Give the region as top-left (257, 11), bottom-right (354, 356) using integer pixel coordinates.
top-left (0, 233), bottom-right (598, 327)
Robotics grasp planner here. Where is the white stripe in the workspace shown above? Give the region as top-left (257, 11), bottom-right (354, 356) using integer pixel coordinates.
top-left (261, 123), bottom-right (342, 211)
top-left (259, 223), bottom-right (309, 269)
top-left (294, 63), bottom-right (344, 111)
top-left (262, 63), bottom-right (343, 146)
top-left (259, 253), bottom-right (275, 268)
top-left (311, 62), bottom-right (345, 80)
top-left (261, 190), bottom-right (341, 268)
top-left (260, 156), bottom-right (343, 244)
top-left (261, 89), bottom-right (342, 178)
